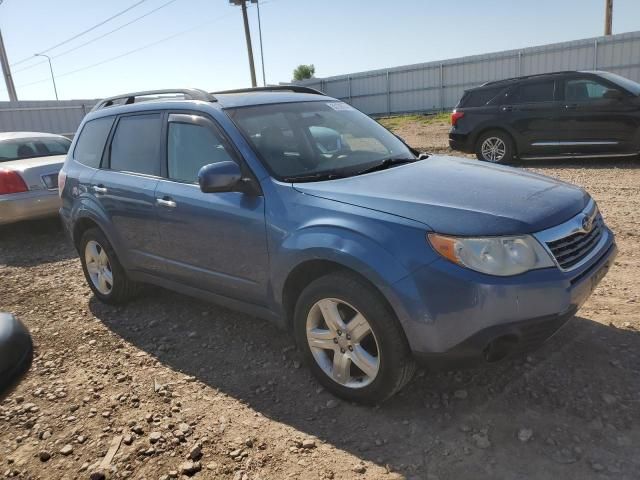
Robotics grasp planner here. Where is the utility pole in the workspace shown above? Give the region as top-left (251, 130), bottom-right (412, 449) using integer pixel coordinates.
top-left (604, 0), bottom-right (613, 36)
top-left (0, 29), bottom-right (18, 101)
top-left (229, 0), bottom-right (257, 87)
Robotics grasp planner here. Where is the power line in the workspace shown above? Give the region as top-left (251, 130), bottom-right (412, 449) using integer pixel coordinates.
top-left (17, 12), bottom-right (235, 89)
top-left (10, 0), bottom-right (151, 67)
top-left (12, 0), bottom-right (179, 75)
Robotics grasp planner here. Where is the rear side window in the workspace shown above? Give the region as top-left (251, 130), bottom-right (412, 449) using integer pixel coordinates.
top-left (110, 114), bottom-right (162, 176)
top-left (459, 87), bottom-right (503, 107)
top-left (167, 122), bottom-right (235, 183)
top-left (512, 80), bottom-right (555, 103)
top-left (73, 117), bottom-right (114, 168)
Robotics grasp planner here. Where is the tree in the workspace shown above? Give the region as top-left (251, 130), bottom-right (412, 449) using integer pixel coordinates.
top-left (293, 64), bottom-right (315, 81)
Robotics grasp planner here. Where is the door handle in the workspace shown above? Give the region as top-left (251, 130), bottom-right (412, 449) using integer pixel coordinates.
top-left (501, 105), bottom-right (513, 112)
top-left (92, 185), bottom-right (107, 194)
top-left (156, 197), bottom-right (177, 208)
top-left (564, 104), bottom-right (578, 110)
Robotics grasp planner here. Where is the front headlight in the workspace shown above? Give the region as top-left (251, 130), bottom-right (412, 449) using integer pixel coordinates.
top-left (428, 233), bottom-right (555, 276)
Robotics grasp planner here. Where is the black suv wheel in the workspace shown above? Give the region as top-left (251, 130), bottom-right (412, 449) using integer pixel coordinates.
top-left (476, 130), bottom-right (514, 164)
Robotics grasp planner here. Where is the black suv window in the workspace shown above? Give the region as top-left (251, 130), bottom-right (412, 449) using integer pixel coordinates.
top-left (564, 78), bottom-right (614, 101)
top-left (110, 114), bottom-right (162, 176)
top-left (460, 86), bottom-right (504, 107)
top-left (73, 116), bottom-right (114, 168)
top-left (512, 80), bottom-right (555, 104)
top-left (167, 121), bottom-right (235, 183)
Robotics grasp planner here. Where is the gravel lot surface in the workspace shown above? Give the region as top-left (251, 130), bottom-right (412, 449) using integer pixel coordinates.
top-left (1, 118), bottom-right (639, 480)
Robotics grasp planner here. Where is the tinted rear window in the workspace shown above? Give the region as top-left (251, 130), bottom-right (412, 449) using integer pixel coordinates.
top-left (74, 116), bottom-right (115, 168)
top-left (0, 137), bottom-right (71, 162)
top-left (109, 114), bottom-right (162, 176)
top-left (459, 87), bottom-right (503, 107)
top-left (512, 80), bottom-right (555, 103)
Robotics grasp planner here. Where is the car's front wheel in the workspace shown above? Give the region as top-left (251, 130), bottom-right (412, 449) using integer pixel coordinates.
top-left (79, 228), bottom-right (140, 304)
top-left (293, 271), bottom-right (415, 404)
top-left (475, 130), bottom-right (514, 164)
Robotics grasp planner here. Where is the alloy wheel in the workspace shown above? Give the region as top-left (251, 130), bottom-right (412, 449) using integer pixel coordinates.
top-left (481, 136), bottom-right (506, 162)
top-left (85, 240), bottom-right (114, 295)
top-left (306, 298), bottom-right (380, 388)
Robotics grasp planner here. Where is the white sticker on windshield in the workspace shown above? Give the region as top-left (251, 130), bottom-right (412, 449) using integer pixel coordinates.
top-left (326, 102), bottom-right (353, 111)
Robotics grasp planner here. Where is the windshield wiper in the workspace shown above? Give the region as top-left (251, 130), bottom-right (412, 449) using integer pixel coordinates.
top-left (283, 171), bottom-right (344, 183)
top-left (354, 157), bottom-right (419, 176)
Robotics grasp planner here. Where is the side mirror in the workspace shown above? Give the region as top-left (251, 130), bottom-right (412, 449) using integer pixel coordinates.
top-left (198, 161), bottom-right (242, 193)
top-left (603, 89), bottom-right (624, 100)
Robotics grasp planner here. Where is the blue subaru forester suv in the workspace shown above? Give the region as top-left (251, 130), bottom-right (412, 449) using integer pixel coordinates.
top-left (59, 86), bottom-right (617, 403)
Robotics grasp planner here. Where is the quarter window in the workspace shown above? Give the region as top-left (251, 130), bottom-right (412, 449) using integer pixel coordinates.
top-left (110, 114), bottom-right (162, 176)
top-left (565, 79), bottom-right (613, 101)
top-left (513, 81), bottom-right (555, 103)
top-left (73, 116), bottom-right (114, 168)
top-left (167, 121), bottom-right (235, 183)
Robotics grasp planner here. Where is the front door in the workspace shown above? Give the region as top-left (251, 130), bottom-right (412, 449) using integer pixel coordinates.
top-left (557, 75), bottom-right (639, 155)
top-left (152, 113), bottom-right (269, 304)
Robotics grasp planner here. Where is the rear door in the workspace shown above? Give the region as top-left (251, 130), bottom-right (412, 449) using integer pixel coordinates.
top-left (499, 78), bottom-right (564, 156)
top-left (90, 112), bottom-right (164, 274)
top-left (557, 74), bottom-right (638, 155)
top-left (151, 112), bottom-right (269, 304)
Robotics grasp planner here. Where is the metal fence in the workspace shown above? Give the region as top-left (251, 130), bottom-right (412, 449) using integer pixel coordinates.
top-left (296, 31), bottom-right (640, 116)
top-left (0, 99), bottom-right (97, 137)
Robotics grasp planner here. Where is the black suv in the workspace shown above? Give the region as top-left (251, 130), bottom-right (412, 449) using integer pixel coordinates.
top-left (449, 70), bottom-right (640, 163)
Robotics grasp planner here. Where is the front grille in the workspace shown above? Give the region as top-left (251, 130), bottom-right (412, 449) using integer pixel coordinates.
top-left (546, 214), bottom-right (604, 269)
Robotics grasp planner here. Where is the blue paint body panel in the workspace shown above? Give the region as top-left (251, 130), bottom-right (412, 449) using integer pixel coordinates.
top-left (59, 92), bottom-right (617, 360)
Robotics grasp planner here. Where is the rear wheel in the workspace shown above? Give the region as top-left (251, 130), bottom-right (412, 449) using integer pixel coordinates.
top-left (476, 130), bottom-right (514, 164)
top-left (293, 271), bottom-right (415, 404)
top-left (79, 228), bottom-right (140, 304)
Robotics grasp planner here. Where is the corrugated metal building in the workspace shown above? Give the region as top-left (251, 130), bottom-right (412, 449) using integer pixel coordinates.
top-left (297, 30), bottom-right (640, 116)
top-left (0, 99), bottom-right (97, 137)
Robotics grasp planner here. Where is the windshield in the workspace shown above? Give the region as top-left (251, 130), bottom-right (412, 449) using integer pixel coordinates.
top-left (0, 137), bottom-right (71, 162)
top-left (598, 71), bottom-right (640, 96)
top-left (227, 101), bottom-right (415, 181)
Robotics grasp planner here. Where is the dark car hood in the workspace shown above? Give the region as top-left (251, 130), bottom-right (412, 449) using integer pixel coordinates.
top-left (293, 156), bottom-right (589, 236)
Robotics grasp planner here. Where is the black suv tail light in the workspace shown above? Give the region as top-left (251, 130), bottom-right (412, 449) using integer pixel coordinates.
top-left (451, 110), bottom-right (465, 127)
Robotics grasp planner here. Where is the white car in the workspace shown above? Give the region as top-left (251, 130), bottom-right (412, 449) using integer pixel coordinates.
top-left (0, 132), bottom-right (71, 225)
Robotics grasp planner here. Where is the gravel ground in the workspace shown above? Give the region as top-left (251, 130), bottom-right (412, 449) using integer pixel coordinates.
top-left (1, 118), bottom-right (639, 480)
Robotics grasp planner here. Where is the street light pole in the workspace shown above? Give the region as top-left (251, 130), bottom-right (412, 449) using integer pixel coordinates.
top-left (34, 53), bottom-right (58, 100)
top-left (255, 0), bottom-right (266, 86)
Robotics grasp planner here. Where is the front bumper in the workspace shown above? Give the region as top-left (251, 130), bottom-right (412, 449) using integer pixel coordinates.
top-left (0, 190), bottom-right (60, 225)
top-left (388, 231), bottom-right (617, 367)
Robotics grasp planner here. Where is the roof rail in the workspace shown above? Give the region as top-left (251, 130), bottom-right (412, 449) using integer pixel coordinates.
top-left (91, 88), bottom-right (216, 112)
top-left (212, 85), bottom-right (327, 96)
top-left (481, 70), bottom-right (579, 87)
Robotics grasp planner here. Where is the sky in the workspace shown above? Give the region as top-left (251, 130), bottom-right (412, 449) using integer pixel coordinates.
top-left (0, 0), bottom-right (639, 101)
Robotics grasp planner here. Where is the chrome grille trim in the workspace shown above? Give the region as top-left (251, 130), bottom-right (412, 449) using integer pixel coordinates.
top-left (534, 199), bottom-right (610, 272)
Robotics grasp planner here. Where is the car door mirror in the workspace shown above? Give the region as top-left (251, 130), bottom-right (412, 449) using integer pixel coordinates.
top-left (198, 161), bottom-right (242, 193)
top-left (603, 89), bottom-right (624, 101)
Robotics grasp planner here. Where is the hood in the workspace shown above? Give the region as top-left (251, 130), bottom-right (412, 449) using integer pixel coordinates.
top-left (293, 156), bottom-right (589, 236)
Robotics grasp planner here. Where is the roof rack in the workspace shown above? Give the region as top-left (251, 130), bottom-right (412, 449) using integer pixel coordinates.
top-left (91, 88), bottom-right (216, 112)
top-left (212, 85), bottom-right (326, 96)
top-left (481, 70), bottom-right (579, 87)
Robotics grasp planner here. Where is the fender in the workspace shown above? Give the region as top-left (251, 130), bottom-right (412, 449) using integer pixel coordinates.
top-left (270, 224), bottom-right (413, 313)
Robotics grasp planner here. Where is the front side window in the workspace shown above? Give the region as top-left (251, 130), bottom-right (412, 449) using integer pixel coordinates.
top-left (0, 136), bottom-right (71, 163)
top-left (228, 101), bottom-right (414, 181)
top-left (167, 121), bottom-right (235, 183)
top-left (110, 114), bottom-right (162, 176)
top-left (73, 116), bottom-right (114, 168)
top-left (513, 80), bottom-right (555, 104)
top-left (564, 78), bottom-right (615, 101)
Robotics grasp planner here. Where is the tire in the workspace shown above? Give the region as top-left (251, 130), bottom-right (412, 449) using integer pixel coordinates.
top-left (475, 130), bottom-right (514, 164)
top-left (293, 271), bottom-right (415, 404)
top-left (79, 227), bottom-right (140, 305)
